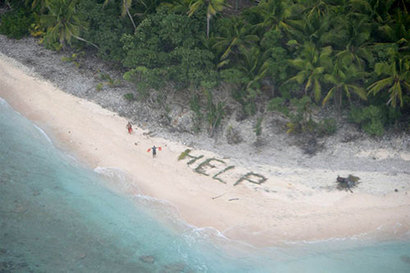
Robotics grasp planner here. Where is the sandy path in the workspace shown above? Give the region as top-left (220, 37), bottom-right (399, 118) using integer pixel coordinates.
top-left (1, 54), bottom-right (409, 247)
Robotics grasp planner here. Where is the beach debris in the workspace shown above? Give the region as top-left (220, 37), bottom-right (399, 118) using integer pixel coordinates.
top-left (179, 148), bottom-right (268, 187)
top-left (139, 255), bottom-right (155, 264)
top-left (178, 149), bottom-right (204, 165)
top-left (234, 172), bottom-right (267, 186)
top-left (194, 158), bottom-right (225, 176)
top-left (228, 198), bottom-right (239, 201)
top-left (187, 155), bottom-right (204, 165)
top-left (212, 192), bottom-right (227, 200)
top-left (212, 165), bottom-right (235, 184)
top-left (336, 175), bottom-right (360, 193)
top-left (178, 149), bottom-right (191, 161)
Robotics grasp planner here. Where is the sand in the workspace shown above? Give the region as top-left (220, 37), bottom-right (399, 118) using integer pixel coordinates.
top-left (1, 53), bottom-right (410, 247)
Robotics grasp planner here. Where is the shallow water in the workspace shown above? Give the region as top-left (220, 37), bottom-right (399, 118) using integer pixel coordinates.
top-left (1, 97), bottom-right (409, 273)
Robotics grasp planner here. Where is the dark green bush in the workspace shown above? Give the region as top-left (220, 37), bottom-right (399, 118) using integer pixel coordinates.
top-left (189, 93), bottom-right (203, 132)
top-left (0, 7), bottom-right (34, 39)
top-left (123, 67), bottom-right (163, 99)
top-left (317, 118), bottom-right (337, 136)
top-left (78, 0), bottom-right (132, 62)
top-left (254, 117), bottom-right (263, 136)
top-left (267, 97), bottom-right (289, 115)
top-left (121, 7), bottom-right (216, 90)
top-left (205, 89), bottom-right (225, 136)
top-left (269, 96), bottom-right (336, 136)
top-left (220, 68), bottom-right (248, 85)
top-left (286, 96), bottom-right (314, 134)
top-left (123, 93), bottom-right (135, 101)
top-left (350, 105), bottom-right (386, 136)
top-left (260, 29), bottom-right (290, 86)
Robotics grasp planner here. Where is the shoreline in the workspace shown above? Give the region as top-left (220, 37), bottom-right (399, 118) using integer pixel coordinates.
top-left (1, 52), bottom-right (410, 247)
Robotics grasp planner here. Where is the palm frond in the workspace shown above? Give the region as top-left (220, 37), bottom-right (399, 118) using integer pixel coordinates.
top-left (349, 85), bottom-right (367, 100)
top-left (313, 78), bottom-right (321, 103)
top-left (322, 87), bottom-right (335, 106)
top-left (367, 77), bottom-right (393, 94)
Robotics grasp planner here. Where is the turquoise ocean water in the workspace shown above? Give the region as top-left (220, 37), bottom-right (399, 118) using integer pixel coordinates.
top-left (1, 97), bottom-right (409, 273)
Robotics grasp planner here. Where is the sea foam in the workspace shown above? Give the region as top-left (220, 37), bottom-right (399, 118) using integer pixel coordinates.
top-left (33, 123), bottom-right (52, 144)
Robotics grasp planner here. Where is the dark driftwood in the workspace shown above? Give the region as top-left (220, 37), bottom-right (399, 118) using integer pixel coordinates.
top-left (336, 175), bottom-right (360, 193)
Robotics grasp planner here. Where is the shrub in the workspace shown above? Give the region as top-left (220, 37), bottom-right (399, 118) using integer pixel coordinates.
top-left (0, 7), bottom-right (34, 39)
top-left (269, 96), bottom-right (337, 136)
top-left (78, 0), bottom-right (132, 62)
top-left (123, 66), bottom-right (164, 99)
top-left (267, 97), bottom-right (289, 115)
top-left (123, 93), bottom-right (135, 101)
top-left (349, 105), bottom-right (397, 136)
top-left (190, 93), bottom-right (203, 132)
top-left (260, 29), bottom-right (290, 86)
top-left (121, 7), bottom-right (216, 90)
top-left (100, 73), bottom-right (121, 87)
top-left (317, 118), bottom-right (337, 136)
top-left (350, 106), bottom-right (381, 136)
top-left (96, 83), bottom-right (103, 91)
top-left (286, 96), bottom-right (314, 134)
top-left (61, 52), bottom-right (84, 68)
top-left (204, 89), bottom-right (225, 137)
top-left (254, 117), bottom-right (263, 136)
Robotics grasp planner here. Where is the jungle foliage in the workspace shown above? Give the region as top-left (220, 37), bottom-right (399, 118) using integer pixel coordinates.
top-left (1, 0), bottom-right (409, 136)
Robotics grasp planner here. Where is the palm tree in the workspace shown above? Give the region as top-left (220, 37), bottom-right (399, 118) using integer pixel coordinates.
top-left (41, 0), bottom-right (98, 50)
top-left (296, 0), bottom-right (336, 21)
top-left (227, 46), bottom-right (270, 114)
top-left (211, 17), bottom-right (259, 68)
top-left (188, 0), bottom-right (227, 38)
top-left (25, 0), bottom-right (49, 11)
top-left (237, 46), bottom-right (270, 92)
top-left (367, 0), bottom-right (394, 23)
top-left (334, 14), bottom-right (374, 69)
top-left (377, 8), bottom-right (410, 51)
top-left (368, 51), bottom-right (410, 107)
top-left (104, 0), bottom-right (137, 30)
top-left (247, 0), bottom-right (294, 34)
top-left (288, 10), bottom-right (334, 48)
top-left (160, 0), bottom-right (191, 14)
top-left (133, 0), bottom-right (164, 17)
top-left (323, 63), bottom-right (368, 115)
top-left (288, 42), bottom-right (332, 103)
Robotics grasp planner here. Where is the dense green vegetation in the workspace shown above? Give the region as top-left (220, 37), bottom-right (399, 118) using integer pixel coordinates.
top-left (1, 0), bottom-right (409, 136)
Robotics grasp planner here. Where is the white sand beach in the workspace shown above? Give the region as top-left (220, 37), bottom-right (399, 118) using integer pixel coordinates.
top-left (1, 53), bottom-right (410, 247)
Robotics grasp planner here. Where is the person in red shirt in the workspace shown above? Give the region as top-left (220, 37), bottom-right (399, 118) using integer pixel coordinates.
top-left (126, 121), bottom-right (133, 134)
